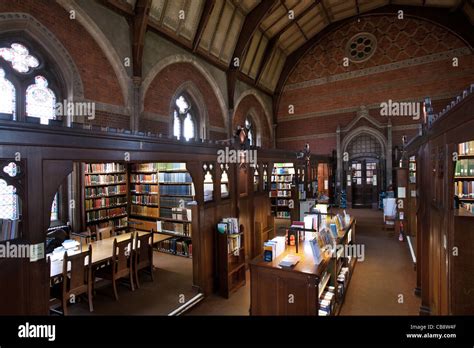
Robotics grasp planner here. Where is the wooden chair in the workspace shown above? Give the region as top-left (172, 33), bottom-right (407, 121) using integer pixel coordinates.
top-left (95, 235), bottom-right (134, 300)
top-left (96, 225), bottom-right (115, 240)
top-left (50, 245), bottom-right (93, 315)
top-left (133, 232), bottom-right (154, 288)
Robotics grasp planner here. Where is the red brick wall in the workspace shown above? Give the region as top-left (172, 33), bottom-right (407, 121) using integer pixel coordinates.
top-left (233, 94), bottom-right (271, 148)
top-left (92, 110), bottom-right (129, 129)
top-left (277, 15), bottom-right (474, 154)
top-left (0, 0), bottom-right (125, 107)
top-left (143, 62), bottom-right (225, 138)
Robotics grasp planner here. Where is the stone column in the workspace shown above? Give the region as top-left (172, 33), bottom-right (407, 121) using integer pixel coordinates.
top-left (386, 120), bottom-right (393, 188)
top-left (131, 76), bottom-right (142, 132)
top-left (336, 125), bottom-right (342, 190)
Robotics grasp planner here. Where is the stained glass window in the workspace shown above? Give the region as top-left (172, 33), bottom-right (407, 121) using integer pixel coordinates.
top-left (245, 117), bottom-right (253, 146)
top-left (0, 68), bottom-right (16, 119)
top-left (173, 110), bottom-right (181, 139)
top-left (51, 193), bottom-right (58, 221)
top-left (0, 43), bottom-right (39, 73)
top-left (0, 179), bottom-right (18, 220)
top-left (183, 113), bottom-right (194, 141)
top-left (173, 95), bottom-right (195, 141)
top-left (26, 76), bottom-right (56, 125)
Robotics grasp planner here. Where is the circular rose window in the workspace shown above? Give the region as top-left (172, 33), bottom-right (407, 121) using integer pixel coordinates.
top-left (346, 32), bottom-right (377, 63)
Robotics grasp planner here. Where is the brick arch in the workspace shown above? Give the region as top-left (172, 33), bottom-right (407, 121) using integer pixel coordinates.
top-left (0, 1), bottom-right (126, 107)
top-left (143, 62), bottom-right (227, 140)
top-left (233, 94), bottom-right (272, 148)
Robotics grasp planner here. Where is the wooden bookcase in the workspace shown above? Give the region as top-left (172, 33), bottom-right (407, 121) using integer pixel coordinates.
top-left (82, 162), bottom-right (128, 232)
top-left (217, 222), bottom-right (246, 298)
top-left (249, 218), bottom-right (356, 315)
top-left (270, 163), bottom-right (295, 220)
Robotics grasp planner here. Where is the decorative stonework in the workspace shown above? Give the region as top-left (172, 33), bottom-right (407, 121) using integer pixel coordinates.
top-left (346, 32), bottom-right (377, 63)
top-left (286, 15), bottom-right (471, 87)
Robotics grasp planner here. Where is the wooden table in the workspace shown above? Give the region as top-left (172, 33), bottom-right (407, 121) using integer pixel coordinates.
top-left (49, 232), bottom-right (172, 277)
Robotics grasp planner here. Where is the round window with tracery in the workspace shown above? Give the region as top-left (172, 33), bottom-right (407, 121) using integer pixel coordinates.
top-left (346, 32), bottom-right (377, 63)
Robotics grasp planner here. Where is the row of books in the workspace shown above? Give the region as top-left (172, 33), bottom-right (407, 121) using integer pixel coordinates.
top-left (157, 238), bottom-right (192, 257)
top-left (157, 220), bottom-right (191, 237)
top-left (85, 184), bottom-right (127, 198)
top-left (275, 199), bottom-right (289, 206)
top-left (227, 234), bottom-right (242, 254)
top-left (0, 219), bottom-right (20, 241)
top-left (271, 182), bottom-right (292, 190)
top-left (130, 163), bottom-right (159, 172)
top-left (221, 217), bottom-right (239, 234)
top-left (337, 267), bottom-right (350, 300)
top-left (131, 195), bottom-right (158, 205)
top-left (131, 205), bottom-right (158, 217)
top-left (130, 174), bottom-right (158, 184)
top-left (271, 176), bottom-right (293, 183)
top-left (160, 185), bottom-right (193, 196)
top-left (459, 141), bottom-right (474, 156)
top-left (130, 184), bottom-right (159, 194)
top-left (159, 172), bottom-right (192, 183)
top-left (455, 159), bottom-right (474, 177)
top-left (157, 163), bottom-right (186, 171)
top-left (111, 217), bottom-right (128, 230)
top-left (160, 196), bottom-right (193, 207)
top-left (86, 207), bottom-right (126, 223)
top-left (273, 167), bottom-right (295, 175)
top-left (85, 196), bottom-right (127, 210)
top-left (319, 286), bottom-right (336, 316)
top-left (85, 163), bottom-right (125, 173)
top-left (455, 181), bottom-right (474, 198)
top-left (269, 191), bottom-right (291, 198)
top-left (84, 174), bottom-right (126, 186)
top-left (461, 203), bottom-right (474, 214)
top-left (276, 211), bottom-right (290, 219)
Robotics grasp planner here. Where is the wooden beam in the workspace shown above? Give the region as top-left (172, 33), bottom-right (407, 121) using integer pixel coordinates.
top-left (97, 0), bottom-right (134, 18)
top-left (132, 0), bottom-right (152, 77)
top-left (255, 0), bottom-right (321, 84)
top-left (193, 0), bottom-right (216, 51)
top-left (272, 4), bottom-right (474, 125)
top-left (227, 0), bottom-right (277, 109)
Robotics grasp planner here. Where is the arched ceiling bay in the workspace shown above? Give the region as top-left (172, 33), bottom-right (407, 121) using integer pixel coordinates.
top-left (101, 0), bottom-right (473, 98)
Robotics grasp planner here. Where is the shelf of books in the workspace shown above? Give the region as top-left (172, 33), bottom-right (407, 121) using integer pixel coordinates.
top-left (217, 218), bottom-right (245, 298)
top-left (129, 163), bottom-right (195, 258)
top-left (270, 163), bottom-right (295, 219)
top-left (455, 140), bottom-right (474, 216)
top-left (83, 162), bottom-right (128, 231)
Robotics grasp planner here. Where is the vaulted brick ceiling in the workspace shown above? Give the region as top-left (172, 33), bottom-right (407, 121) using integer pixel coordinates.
top-left (112, 0), bottom-right (473, 93)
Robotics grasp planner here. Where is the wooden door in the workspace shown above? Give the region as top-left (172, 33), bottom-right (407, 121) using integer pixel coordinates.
top-left (351, 160), bottom-right (377, 208)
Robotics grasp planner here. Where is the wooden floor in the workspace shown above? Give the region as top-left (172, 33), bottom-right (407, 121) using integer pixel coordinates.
top-left (64, 208), bottom-right (420, 315)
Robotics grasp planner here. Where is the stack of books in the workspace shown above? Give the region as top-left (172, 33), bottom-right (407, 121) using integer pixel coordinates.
top-left (318, 286), bottom-right (336, 316)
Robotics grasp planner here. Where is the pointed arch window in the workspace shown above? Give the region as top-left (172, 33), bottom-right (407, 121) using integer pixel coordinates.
top-left (26, 76), bottom-right (56, 124)
top-left (0, 68), bottom-right (16, 118)
top-left (0, 41), bottom-right (60, 124)
top-left (173, 95), bottom-right (196, 141)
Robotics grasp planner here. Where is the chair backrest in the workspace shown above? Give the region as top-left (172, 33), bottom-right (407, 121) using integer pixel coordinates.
top-left (135, 232), bottom-right (153, 267)
top-left (97, 225), bottom-right (115, 240)
top-left (383, 198), bottom-right (397, 217)
top-left (112, 235), bottom-right (133, 274)
top-left (62, 245), bottom-right (92, 295)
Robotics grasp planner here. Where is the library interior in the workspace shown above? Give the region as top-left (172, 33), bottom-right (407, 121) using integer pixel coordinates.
top-left (0, 0), bottom-right (473, 317)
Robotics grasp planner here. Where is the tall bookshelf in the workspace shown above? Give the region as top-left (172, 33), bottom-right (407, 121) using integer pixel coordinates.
top-left (270, 163), bottom-right (294, 219)
top-left (83, 162), bottom-right (128, 232)
top-left (128, 162), bottom-right (195, 258)
top-left (455, 140), bottom-right (474, 215)
top-left (217, 219), bottom-right (245, 298)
